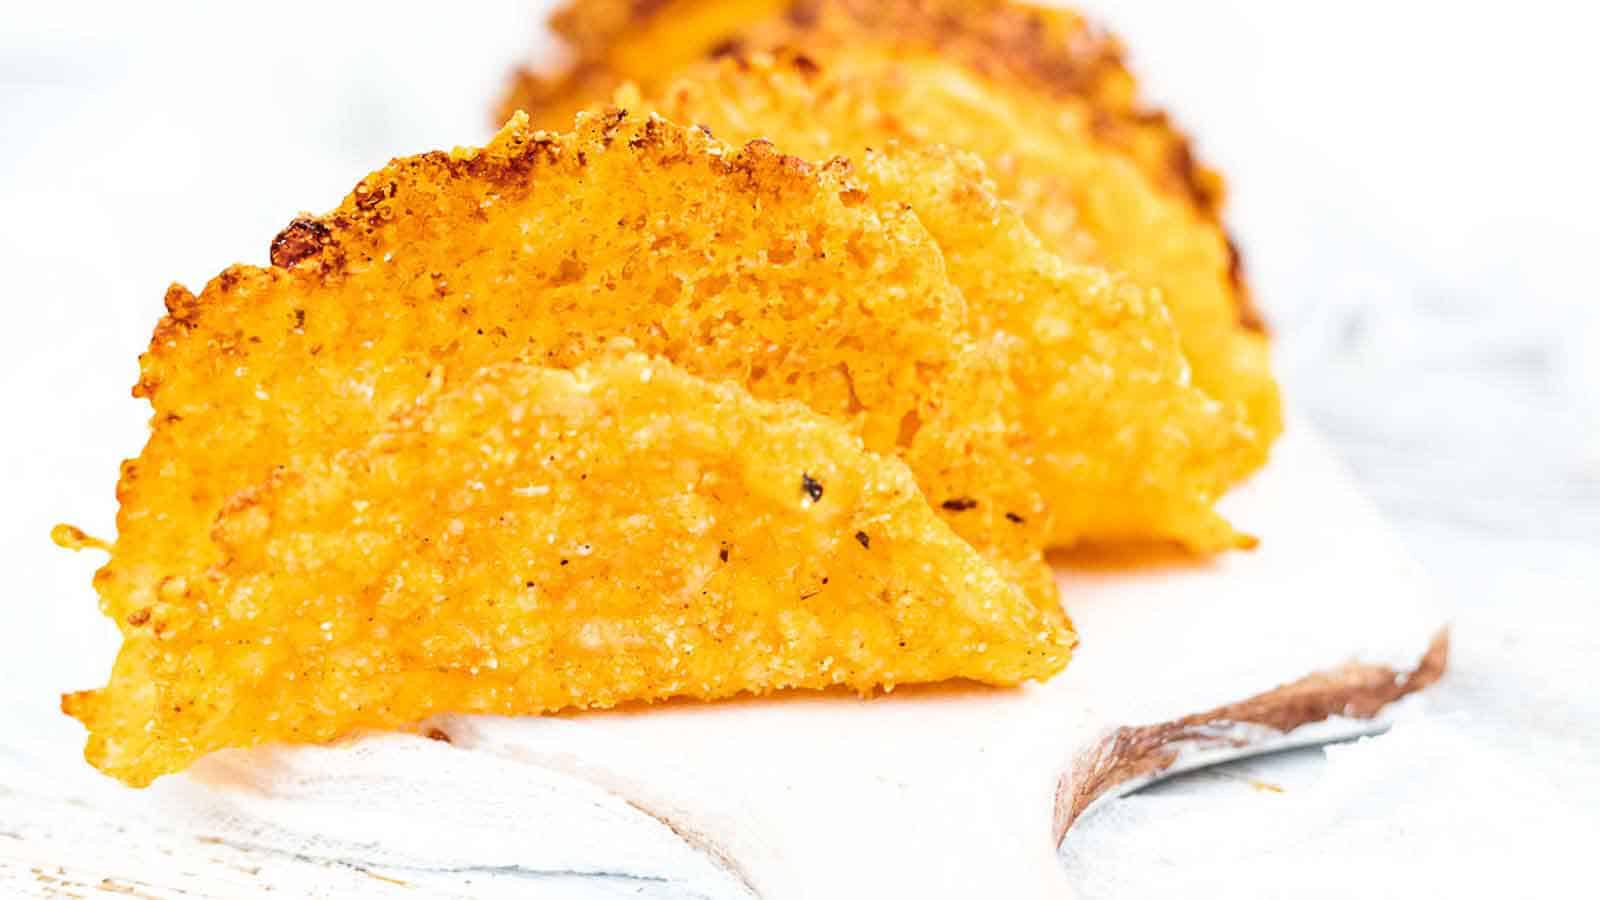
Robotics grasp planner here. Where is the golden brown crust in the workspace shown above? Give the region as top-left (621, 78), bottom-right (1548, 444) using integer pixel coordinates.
top-left (101, 110), bottom-right (1072, 718)
top-left (495, 1), bottom-right (1262, 342)
top-left (254, 109), bottom-right (836, 288)
top-left (636, 52), bottom-right (1264, 549)
top-left (785, 0), bottom-right (1128, 101)
top-left (1226, 238), bottom-right (1268, 334)
top-left (267, 217), bottom-right (334, 269)
top-left (544, 0), bottom-right (1126, 100)
top-left (809, 0), bottom-right (1230, 234)
top-left (499, 0), bottom-right (1231, 233)
top-left (639, 49), bottom-right (1280, 472)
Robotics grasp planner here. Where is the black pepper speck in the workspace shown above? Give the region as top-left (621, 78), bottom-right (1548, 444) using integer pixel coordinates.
top-left (802, 473), bottom-right (824, 502)
top-left (855, 530), bottom-right (870, 549)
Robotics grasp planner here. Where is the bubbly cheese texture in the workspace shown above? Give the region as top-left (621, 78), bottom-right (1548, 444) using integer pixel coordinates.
top-left (638, 57), bottom-right (1258, 549)
top-left (102, 110), bottom-right (1063, 628)
top-left (76, 110), bottom-right (1070, 783)
top-left (497, 0), bottom-right (1282, 462)
top-left (66, 354), bottom-right (1072, 786)
top-left (501, 1), bottom-right (1149, 186)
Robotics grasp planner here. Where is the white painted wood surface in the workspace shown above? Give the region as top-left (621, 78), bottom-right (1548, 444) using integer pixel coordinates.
top-left (0, 418), bottom-right (1446, 898)
top-left (3, 1), bottom-right (1596, 896)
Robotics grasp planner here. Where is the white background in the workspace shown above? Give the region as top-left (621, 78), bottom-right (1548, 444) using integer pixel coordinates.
top-left (3, 1), bottom-right (1597, 895)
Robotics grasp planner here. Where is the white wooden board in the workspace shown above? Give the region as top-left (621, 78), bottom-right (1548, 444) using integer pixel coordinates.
top-left (0, 415), bottom-right (1446, 898)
